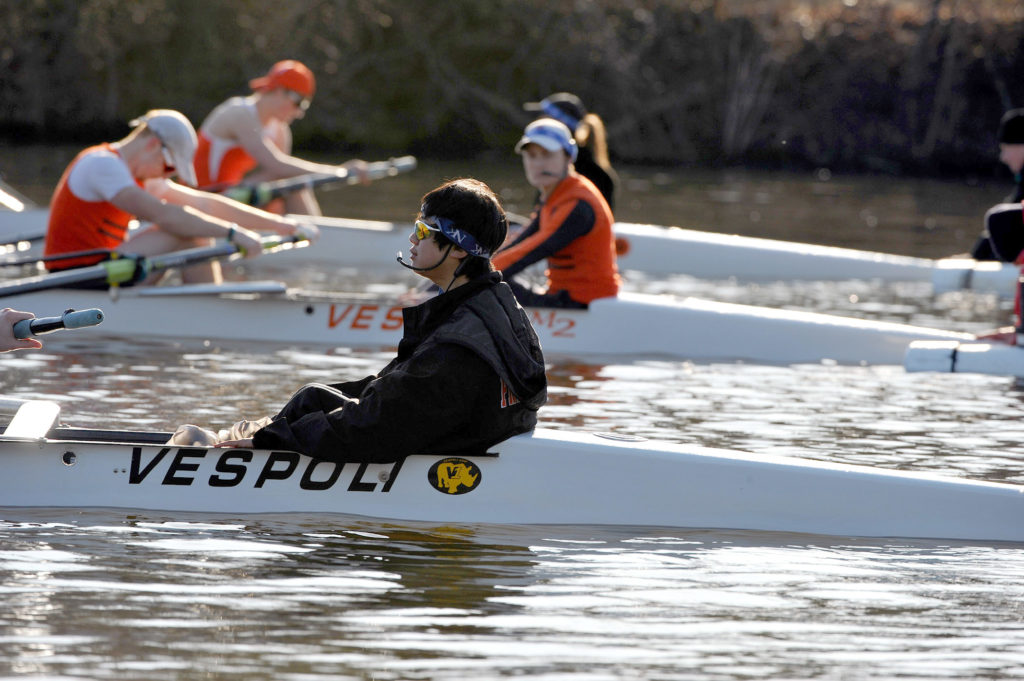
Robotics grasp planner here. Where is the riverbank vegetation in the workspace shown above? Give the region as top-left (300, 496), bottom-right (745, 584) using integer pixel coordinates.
top-left (1, 0), bottom-right (1022, 175)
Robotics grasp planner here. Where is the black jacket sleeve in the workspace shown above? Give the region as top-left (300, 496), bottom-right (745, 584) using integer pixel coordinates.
top-left (252, 344), bottom-right (494, 463)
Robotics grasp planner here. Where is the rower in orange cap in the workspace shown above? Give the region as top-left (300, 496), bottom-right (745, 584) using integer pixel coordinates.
top-left (194, 59), bottom-right (368, 215)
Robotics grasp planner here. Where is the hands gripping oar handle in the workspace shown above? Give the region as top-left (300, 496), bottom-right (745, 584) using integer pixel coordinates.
top-left (104, 233), bottom-right (307, 278)
top-left (222, 156), bottom-right (417, 206)
top-left (0, 234), bottom-right (306, 298)
top-left (13, 308), bottom-right (104, 338)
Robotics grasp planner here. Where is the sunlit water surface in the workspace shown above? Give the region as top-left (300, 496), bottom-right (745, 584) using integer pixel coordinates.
top-left (1, 151), bottom-right (1023, 679)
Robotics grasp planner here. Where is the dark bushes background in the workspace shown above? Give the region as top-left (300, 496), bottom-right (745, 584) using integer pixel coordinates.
top-left (1, 0), bottom-right (1022, 175)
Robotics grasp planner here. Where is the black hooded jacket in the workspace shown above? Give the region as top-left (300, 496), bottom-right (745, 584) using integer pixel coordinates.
top-left (251, 272), bottom-right (547, 462)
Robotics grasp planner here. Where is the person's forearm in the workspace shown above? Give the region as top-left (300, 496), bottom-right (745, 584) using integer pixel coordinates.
top-left (146, 202), bottom-right (234, 239)
top-left (180, 191), bottom-right (298, 234)
top-left (259, 151), bottom-right (347, 180)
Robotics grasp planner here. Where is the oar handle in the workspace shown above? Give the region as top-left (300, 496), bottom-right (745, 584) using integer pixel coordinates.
top-left (13, 308), bottom-right (104, 338)
top-left (366, 155), bottom-right (417, 179)
top-left (147, 233), bottom-right (304, 265)
top-left (223, 155), bottom-right (418, 206)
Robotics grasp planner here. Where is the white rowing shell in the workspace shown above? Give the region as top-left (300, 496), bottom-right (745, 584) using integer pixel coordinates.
top-left (0, 285), bottom-right (971, 365)
top-left (1, 420), bottom-right (1021, 542)
top-left (3, 210), bottom-right (1018, 294)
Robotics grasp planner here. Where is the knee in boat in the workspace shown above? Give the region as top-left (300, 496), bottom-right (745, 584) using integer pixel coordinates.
top-left (167, 423), bottom-right (219, 446)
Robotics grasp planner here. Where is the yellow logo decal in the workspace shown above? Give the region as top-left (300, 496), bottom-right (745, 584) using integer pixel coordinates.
top-left (428, 458), bottom-right (481, 495)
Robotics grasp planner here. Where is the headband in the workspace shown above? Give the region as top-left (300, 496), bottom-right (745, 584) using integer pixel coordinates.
top-left (423, 212), bottom-right (491, 258)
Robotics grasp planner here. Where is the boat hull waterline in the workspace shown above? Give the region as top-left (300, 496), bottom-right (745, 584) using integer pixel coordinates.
top-left (905, 339), bottom-right (1024, 378)
top-left (2, 424), bottom-right (1022, 542)
top-left (0, 285), bottom-right (971, 365)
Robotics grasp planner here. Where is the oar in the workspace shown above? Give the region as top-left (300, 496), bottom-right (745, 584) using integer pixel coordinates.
top-left (0, 231), bottom-right (45, 248)
top-left (0, 234), bottom-right (306, 297)
top-left (13, 308), bottom-right (104, 338)
top-left (0, 178), bottom-right (45, 247)
top-left (0, 177), bottom-right (37, 212)
top-left (0, 248), bottom-right (114, 269)
top-left (219, 155), bottom-right (417, 207)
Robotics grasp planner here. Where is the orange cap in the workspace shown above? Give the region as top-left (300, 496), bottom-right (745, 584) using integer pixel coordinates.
top-left (249, 60), bottom-right (316, 98)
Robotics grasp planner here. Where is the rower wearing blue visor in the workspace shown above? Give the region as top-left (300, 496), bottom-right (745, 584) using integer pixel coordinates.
top-left (493, 119), bottom-right (620, 309)
top-left (523, 92), bottom-right (619, 209)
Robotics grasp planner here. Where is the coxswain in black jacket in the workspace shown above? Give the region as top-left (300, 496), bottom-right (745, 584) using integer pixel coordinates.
top-left (251, 272), bottom-right (547, 462)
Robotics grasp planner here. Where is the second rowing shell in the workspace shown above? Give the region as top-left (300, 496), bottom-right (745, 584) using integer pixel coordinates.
top-left (0, 282), bottom-right (971, 365)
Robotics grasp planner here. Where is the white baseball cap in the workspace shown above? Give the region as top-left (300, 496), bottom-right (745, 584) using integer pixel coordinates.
top-left (514, 119), bottom-right (578, 162)
top-left (129, 109), bottom-right (198, 187)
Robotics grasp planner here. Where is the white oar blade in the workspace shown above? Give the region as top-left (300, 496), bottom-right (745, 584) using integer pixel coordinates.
top-left (4, 400), bottom-right (61, 439)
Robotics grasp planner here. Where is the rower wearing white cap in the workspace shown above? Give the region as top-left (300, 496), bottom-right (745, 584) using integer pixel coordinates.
top-left (44, 109), bottom-right (309, 285)
top-left (492, 118), bottom-right (620, 308)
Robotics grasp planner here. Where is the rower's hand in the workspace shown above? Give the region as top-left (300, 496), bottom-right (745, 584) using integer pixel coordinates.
top-left (293, 221), bottom-right (320, 242)
top-left (341, 159), bottom-right (371, 185)
top-left (0, 309), bottom-right (42, 352)
top-left (215, 438), bottom-right (254, 448)
top-left (230, 226), bottom-right (264, 259)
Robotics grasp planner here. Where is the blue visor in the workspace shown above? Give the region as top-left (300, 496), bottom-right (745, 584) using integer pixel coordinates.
top-left (424, 214), bottom-right (491, 258)
top-left (541, 100), bottom-right (581, 131)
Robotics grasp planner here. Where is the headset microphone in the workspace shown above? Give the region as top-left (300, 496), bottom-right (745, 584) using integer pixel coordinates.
top-left (396, 251), bottom-right (431, 271)
top-left (395, 246), bottom-right (453, 272)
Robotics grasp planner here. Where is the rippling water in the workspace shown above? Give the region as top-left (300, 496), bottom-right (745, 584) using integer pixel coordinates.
top-left (1, 153), bottom-right (1023, 679)
top-left (2, 510), bottom-right (1023, 680)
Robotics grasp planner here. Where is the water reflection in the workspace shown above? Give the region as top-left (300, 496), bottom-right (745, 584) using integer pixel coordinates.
top-left (2, 510), bottom-right (1022, 679)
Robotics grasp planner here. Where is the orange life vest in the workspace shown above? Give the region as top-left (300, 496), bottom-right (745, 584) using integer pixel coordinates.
top-left (44, 144), bottom-right (138, 270)
top-left (194, 131), bottom-right (259, 190)
top-left (493, 174), bottom-right (619, 303)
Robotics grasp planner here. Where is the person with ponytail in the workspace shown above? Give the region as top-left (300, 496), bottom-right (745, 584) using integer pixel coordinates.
top-left (205, 179), bottom-right (548, 462)
top-left (523, 92), bottom-right (619, 210)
